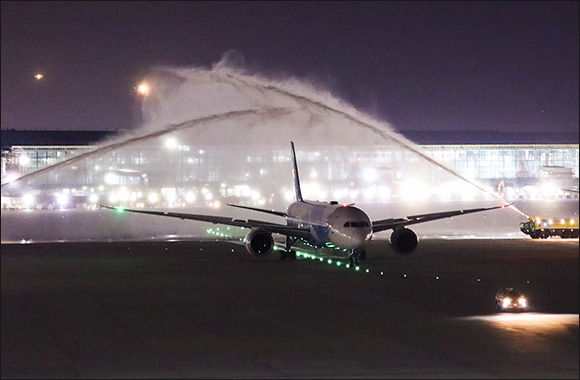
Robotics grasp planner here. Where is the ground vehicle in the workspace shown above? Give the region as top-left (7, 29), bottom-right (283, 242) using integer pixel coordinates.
top-left (495, 288), bottom-right (528, 312)
top-left (520, 217), bottom-right (579, 239)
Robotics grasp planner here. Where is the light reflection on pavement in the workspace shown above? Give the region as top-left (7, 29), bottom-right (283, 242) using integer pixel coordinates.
top-left (464, 313), bottom-right (578, 332)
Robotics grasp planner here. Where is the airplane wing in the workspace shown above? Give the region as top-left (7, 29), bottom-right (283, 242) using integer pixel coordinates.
top-left (372, 203), bottom-right (512, 233)
top-left (99, 205), bottom-right (311, 239)
top-left (226, 203), bottom-right (287, 217)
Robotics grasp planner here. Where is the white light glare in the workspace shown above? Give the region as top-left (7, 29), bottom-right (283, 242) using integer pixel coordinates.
top-left (22, 193), bottom-right (35, 208)
top-left (165, 137), bottom-right (178, 150)
top-left (18, 155), bottom-right (30, 166)
top-left (148, 192), bottom-right (159, 204)
top-left (185, 191), bottom-right (196, 203)
top-left (363, 168), bottom-right (377, 182)
top-left (56, 193), bottom-right (69, 207)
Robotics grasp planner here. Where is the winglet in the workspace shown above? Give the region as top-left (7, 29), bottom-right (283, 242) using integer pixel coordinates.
top-left (291, 141), bottom-right (303, 202)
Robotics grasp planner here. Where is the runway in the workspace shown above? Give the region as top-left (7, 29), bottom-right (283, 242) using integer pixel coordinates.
top-left (1, 237), bottom-right (578, 378)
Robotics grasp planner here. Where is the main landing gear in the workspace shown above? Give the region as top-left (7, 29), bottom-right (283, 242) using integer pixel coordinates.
top-left (280, 236), bottom-right (298, 260)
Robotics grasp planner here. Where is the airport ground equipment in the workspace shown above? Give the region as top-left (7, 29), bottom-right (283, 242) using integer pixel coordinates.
top-left (520, 217), bottom-right (579, 239)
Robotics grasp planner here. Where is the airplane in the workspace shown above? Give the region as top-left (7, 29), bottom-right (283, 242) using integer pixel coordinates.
top-left (101, 142), bottom-right (511, 266)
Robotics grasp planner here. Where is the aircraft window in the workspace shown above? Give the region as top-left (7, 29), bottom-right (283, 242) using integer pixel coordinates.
top-left (344, 221), bottom-right (369, 228)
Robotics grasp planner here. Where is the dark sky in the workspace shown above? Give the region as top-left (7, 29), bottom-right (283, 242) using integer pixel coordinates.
top-left (1, 1), bottom-right (578, 134)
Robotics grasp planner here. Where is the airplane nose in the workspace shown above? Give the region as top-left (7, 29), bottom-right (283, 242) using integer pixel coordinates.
top-left (329, 206), bottom-right (372, 249)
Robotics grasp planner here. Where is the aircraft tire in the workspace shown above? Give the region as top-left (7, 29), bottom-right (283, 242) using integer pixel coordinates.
top-left (280, 250), bottom-right (297, 260)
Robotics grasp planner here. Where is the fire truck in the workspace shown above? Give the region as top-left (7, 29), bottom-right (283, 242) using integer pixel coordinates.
top-left (520, 217), bottom-right (579, 239)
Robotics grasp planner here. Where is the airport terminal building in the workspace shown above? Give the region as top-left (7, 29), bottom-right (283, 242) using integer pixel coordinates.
top-left (1, 129), bottom-right (578, 210)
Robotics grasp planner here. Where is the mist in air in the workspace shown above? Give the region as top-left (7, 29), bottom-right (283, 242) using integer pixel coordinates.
top-left (137, 51), bottom-right (410, 149)
top-left (3, 51), bottom-right (547, 243)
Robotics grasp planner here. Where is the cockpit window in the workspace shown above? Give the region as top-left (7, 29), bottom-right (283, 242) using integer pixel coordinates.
top-left (343, 221), bottom-right (369, 228)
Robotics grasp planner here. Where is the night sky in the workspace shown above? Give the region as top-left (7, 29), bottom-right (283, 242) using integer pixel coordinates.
top-left (1, 1), bottom-right (578, 135)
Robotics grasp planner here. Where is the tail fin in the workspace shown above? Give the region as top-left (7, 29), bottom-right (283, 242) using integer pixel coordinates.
top-left (290, 141), bottom-right (303, 202)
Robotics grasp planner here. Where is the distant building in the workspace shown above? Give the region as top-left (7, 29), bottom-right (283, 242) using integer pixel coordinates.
top-left (1, 129), bottom-right (578, 210)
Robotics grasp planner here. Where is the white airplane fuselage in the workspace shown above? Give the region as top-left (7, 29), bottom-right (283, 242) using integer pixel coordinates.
top-left (286, 200), bottom-right (373, 250)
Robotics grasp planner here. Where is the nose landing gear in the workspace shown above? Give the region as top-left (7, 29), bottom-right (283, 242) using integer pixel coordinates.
top-left (348, 249), bottom-right (365, 266)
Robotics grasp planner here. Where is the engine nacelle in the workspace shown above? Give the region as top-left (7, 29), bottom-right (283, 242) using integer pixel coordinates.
top-left (389, 227), bottom-right (418, 255)
top-left (244, 228), bottom-right (274, 257)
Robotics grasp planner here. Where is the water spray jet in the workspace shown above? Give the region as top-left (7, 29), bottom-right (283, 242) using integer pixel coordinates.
top-left (215, 70), bottom-right (528, 218)
top-left (3, 63), bottom-right (528, 220)
top-left (1, 108), bottom-right (290, 191)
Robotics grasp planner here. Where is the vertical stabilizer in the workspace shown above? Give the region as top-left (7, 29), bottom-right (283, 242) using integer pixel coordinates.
top-left (291, 141), bottom-right (304, 202)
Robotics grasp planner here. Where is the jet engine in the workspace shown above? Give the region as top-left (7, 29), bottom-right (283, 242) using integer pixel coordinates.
top-left (244, 228), bottom-right (274, 257)
top-left (389, 227), bottom-right (418, 255)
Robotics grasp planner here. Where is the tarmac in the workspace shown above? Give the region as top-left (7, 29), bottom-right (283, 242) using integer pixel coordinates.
top-left (2, 237), bottom-right (578, 379)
